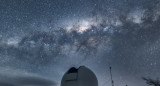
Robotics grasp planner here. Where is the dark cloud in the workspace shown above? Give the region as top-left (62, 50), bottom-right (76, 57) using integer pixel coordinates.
top-left (0, 74), bottom-right (56, 86)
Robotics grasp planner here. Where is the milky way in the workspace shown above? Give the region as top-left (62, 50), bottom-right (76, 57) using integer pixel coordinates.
top-left (0, 0), bottom-right (160, 86)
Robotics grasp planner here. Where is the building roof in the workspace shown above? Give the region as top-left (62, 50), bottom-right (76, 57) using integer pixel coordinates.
top-left (61, 66), bottom-right (98, 86)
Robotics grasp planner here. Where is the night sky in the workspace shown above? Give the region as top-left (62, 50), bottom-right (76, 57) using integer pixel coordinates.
top-left (0, 0), bottom-right (160, 86)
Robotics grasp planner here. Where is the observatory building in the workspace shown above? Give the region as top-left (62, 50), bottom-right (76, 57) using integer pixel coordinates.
top-left (61, 66), bottom-right (98, 86)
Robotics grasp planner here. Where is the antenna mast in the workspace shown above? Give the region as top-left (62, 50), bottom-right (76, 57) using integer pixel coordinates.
top-left (109, 67), bottom-right (114, 86)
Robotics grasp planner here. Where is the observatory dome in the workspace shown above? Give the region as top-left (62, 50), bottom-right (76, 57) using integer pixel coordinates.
top-left (61, 66), bottom-right (98, 86)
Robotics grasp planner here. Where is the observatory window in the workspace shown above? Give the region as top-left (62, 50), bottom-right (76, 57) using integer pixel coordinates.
top-left (65, 67), bottom-right (78, 81)
top-left (65, 73), bottom-right (77, 81)
top-left (68, 67), bottom-right (78, 73)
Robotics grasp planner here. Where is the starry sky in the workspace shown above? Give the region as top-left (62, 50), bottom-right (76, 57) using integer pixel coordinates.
top-left (0, 0), bottom-right (160, 86)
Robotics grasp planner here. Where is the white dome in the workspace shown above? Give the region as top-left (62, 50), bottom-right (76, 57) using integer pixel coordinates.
top-left (61, 66), bottom-right (98, 86)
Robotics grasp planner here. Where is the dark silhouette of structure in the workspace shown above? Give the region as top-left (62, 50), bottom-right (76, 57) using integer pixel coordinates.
top-left (61, 66), bottom-right (98, 86)
top-left (109, 67), bottom-right (114, 86)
